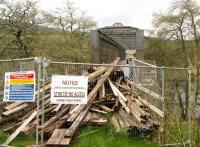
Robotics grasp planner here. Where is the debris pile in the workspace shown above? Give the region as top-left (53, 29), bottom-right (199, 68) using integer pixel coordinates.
top-left (0, 57), bottom-right (162, 146)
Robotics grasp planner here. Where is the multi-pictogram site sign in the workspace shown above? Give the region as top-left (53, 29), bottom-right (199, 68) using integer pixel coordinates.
top-left (4, 71), bottom-right (36, 102)
top-left (51, 75), bottom-right (88, 104)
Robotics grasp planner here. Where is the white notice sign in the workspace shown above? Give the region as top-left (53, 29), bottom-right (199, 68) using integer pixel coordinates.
top-left (51, 75), bottom-right (88, 104)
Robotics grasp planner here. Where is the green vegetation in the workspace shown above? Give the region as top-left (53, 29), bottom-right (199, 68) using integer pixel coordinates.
top-left (0, 132), bottom-right (35, 147)
top-left (71, 126), bottom-right (157, 147)
top-left (0, 126), bottom-right (157, 147)
top-left (0, 0), bottom-right (95, 62)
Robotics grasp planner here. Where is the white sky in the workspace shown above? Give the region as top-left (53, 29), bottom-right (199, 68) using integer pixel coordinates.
top-left (9, 0), bottom-right (200, 30)
top-left (38, 0), bottom-right (175, 30)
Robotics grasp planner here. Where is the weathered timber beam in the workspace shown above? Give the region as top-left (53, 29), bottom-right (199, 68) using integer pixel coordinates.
top-left (63, 58), bottom-right (120, 141)
top-left (2, 111), bottom-right (37, 146)
top-left (126, 79), bottom-right (162, 100)
top-left (138, 96), bottom-right (164, 117)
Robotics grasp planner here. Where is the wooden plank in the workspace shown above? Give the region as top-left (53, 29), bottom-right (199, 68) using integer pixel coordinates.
top-left (108, 79), bottom-right (130, 114)
top-left (63, 57), bottom-right (120, 143)
top-left (65, 106), bottom-right (90, 137)
top-left (43, 105), bottom-right (70, 128)
top-left (83, 112), bottom-right (92, 122)
top-left (3, 121), bottom-right (23, 132)
top-left (114, 82), bottom-right (131, 91)
top-left (97, 105), bottom-right (113, 112)
top-left (46, 129), bottom-right (66, 145)
top-left (130, 102), bottom-right (146, 123)
top-left (2, 103), bottom-right (29, 116)
top-left (52, 104), bottom-right (62, 112)
top-left (21, 120), bottom-right (37, 135)
top-left (88, 66), bottom-right (108, 81)
top-left (90, 108), bottom-right (107, 114)
top-left (2, 111), bottom-right (37, 146)
top-left (102, 83), bottom-right (105, 98)
top-left (44, 106), bottom-right (73, 133)
top-left (83, 112), bottom-right (107, 125)
top-left (148, 117), bottom-right (160, 129)
top-left (20, 98), bottom-right (50, 121)
top-left (117, 95), bottom-right (130, 114)
top-left (67, 57), bottom-right (120, 123)
top-left (4, 102), bottom-right (23, 110)
top-left (87, 118), bottom-right (107, 125)
top-left (112, 115), bottom-right (121, 132)
top-left (118, 108), bottom-right (138, 127)
top-left (138, 96), bottom-right (164, 117)
top-left (35, 83), bottom-right (51, 95)
top-left (112, 98), bottom-right (119, 111)
top-left (99, 83), bottom-right (106, 98)
top-left (134, 98), bottom-right (145, 108)
top-left (21, 106), bottom-right (57, 135)
top-left (93, 99), bottom-right (106, 104)
top-left (108, 78), bottom-right (127, 102)
top-left (126, 79), bottom-right (161, 100)
top-left (116, 114), bottom-right (126, 128)
top-left (0, 105), bottom-right (35, 124)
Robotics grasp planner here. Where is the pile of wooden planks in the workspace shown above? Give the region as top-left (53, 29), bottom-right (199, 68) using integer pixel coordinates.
top-left (0, 57), bottom-right (162, 146)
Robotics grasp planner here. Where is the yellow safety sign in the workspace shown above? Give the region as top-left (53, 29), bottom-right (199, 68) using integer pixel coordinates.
top-left (10, 79), bottom-right (34, 85)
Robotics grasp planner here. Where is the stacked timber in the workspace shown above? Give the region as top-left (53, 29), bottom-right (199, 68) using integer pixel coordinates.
top-left (0, 57), bottom-right (162, 146)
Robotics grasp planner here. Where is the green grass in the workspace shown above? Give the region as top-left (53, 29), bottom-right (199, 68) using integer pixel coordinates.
top-left (71, 125), bottom-right (158, 147)
top-left (0, 126), bottom-right (157, 147)
top-left (0, 132), bottom-right (35, 147)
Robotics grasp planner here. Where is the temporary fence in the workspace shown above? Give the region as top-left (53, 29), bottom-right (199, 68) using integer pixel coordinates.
top-left (0, 56), bottom-right (195, 147)
top-left (0, 57), bottom-right (39, 146)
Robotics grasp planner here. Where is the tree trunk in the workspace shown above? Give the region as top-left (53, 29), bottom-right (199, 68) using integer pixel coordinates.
top-left (16, 30), bottom-right (29, 57)
top-left (194, 66), bottom-right (200, 105)
top-left (184, 79), bottom-right (189, 119)
top-left (176, 82), bottom-right (185, 119)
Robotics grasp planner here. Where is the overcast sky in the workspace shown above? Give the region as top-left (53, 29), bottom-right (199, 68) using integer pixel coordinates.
top-left (9, 0), bottom-right (199, 30)
top-left (38, 0), bottom-right (176, 30)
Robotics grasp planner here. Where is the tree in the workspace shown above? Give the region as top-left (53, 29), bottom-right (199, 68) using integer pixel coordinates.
top-left (153, 8), bottom-right (189, 66)
top-left (172, 0), bottom-right (200, 49)
top-left (43, 0), bottom-right (97, 62)
top-left (43, 1), bottom-right (96, 34)
top-left (0, 0), bottom-right (40, 58)
top-left (152, 0), bottom-right (200, 119)
top-left (175, 0), bottom-right (200, 106)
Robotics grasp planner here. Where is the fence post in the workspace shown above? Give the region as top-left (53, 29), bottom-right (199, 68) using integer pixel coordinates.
top-left (160, 67), bottom-right (165, 145)
top-left (40, 57), bottom-right (51, 147)
top-left (188, 67), bottom-right (192, 147)
top-left (161, 67), bottom-right (165, 108)
top-left (35, 57), bottom-right (42, 147)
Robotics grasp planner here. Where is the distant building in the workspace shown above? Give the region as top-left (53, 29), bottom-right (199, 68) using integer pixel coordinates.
top-left (90, 23), bottom-right (144, 63)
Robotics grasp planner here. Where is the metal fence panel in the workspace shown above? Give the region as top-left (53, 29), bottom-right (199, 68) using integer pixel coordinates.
top-left (40, 60), bottom-right (164, 147)
top-left (0, 57), bottom-right (194, 147)
top-left (0, 57), bottom-right (40, 147)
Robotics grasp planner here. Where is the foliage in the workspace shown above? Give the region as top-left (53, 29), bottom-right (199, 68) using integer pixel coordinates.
top-left (145, 0), bottom-right (200, 120)
top-left (0, 132), bottom-right (35, 146)
top-left (39, 0), bottom-right (96, 62)
top-left (145, 0), bottom-right (200, 145)
top-left (146, 0), bottom-right (200, 67)
top-left (0, 0), bottom-right (96, 62)
top-left (0, 0), bottom-right (41, 58)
